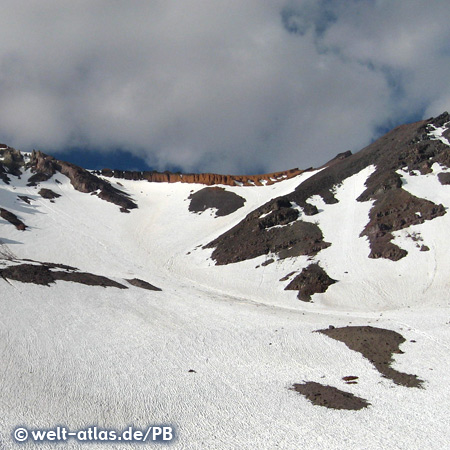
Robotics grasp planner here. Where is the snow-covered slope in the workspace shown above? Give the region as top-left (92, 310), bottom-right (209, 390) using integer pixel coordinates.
top-left (1, 115), bottom-right (450, 449)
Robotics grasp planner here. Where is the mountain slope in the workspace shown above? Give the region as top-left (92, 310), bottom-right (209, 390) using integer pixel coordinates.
top-left (1, 116), bottom-right (450, 449)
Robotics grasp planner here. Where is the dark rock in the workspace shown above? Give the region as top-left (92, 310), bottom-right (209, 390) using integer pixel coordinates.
top-left (342, 375), bottom-right (358, 382)
top-left (291, 381), bottom-right (370, 410)
top-left (261, 258), bottom-right (274, 266)
top-left (188, 187), bottom-right (245, 217)
top-left (1, 262), bottom-right (128, 289)
top-left (430, 111), bottom-right (450, 128)
top-left (438, 172), bottom-right (450, 185)
top-left (0, 208), bottom-right (26, 230)
top-left (0, 147), bottom-right (24, 176)
top-left (285, 263), bottom-right (337, 301)
top-left (125, 278), bottom-right (162, 291)
top-left (18, 195), bottom-right (32, 204)
top-left (360, 188), bottom-right (445, 261)
top-left (38, 188), bottom-right (61, 199)
top-left (1, 264), bottom-right (53, 285)
top-left (206, 219), bottom-right (330, 265)
top-left (317, 326), bottom-right (423, 388)
top-left (279, 271), bottom-right (296, 281)
top-left (29, 151), bottom-right (138, 210)
top-left (0, 163), bottom-right (11, 184)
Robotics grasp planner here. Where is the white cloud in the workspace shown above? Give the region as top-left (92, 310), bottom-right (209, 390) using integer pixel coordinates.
top-left (0, 1), bottom-right (449, 173)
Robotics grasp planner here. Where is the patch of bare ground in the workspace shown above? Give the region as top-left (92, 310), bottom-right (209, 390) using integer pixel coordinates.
top-left (0, 263), bottom-right (127, 289)
top-left (205, 198), bottom-right (330, 265)
top-left (28, 151), bottom-right (138, 211)
top-left (206, 219), bottom-right (329, 265)
top-left (317, 326), bottom-right (423, 388)
top-left (38, 188), bottom-right (61, 199)
top-left (291, 382), bottom-right (370, 410)
top-left (126, 278), bottom-right (162, 291)
top-left (0, 163), bottom-right (11, 184)
top-left (0, 147), bottom-right (23, 177)
top-left (0, 208), bottom-right (26, 230)
top-left (188, 187), bottom-right (245, 217)
top-left (18, 195), bottom-right (32, 204)
top-left (206, 113), bottom-right (450, 272)
top-left (285, 263), bottom-right (336, 301)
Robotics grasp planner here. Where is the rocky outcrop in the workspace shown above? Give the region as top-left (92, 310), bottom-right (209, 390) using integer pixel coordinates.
top-left (188, 187), bottom-right (245, 217)
top-left (360, 189), bottom-right (445, 260)
top-left (0, 163), bottom-right (10, 184)
top-left (99, 167), bottom-right (303, 186)
top-left (126, 278), bottom-right (162, 291)
top-left (29, 151), bottom-right (137, 211)
top-left (38, 188), bottom-right (61, 199)
top-left (0, 147), bottom-right (24, 176)
top-left (206, 112), bottom-right (450, 270)
top-left (0, 262), bottom-right (127, 289)
top-left (285, 263), bottom-right (337, 301)
top-left (205, 208), bottom-right (330, 265)
top-left (291, 381), bottom-right (370, 410)
top-left (0, 208), bottom-right (26, 230)
top-left (317, 326), bottom-right (423, 388)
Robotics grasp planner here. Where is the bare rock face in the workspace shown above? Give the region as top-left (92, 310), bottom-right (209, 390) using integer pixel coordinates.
top-left (0, 163), bottom-right (10, 184)
top-left (188, 187), bottom-right (245, 217)
top-left (206, 112), bottom-right (450, 271)
top-left (29, 151), bottom-right (137, 210)
top-left (38, 188), bottom-right (61, 199)
top-left (360, 188), bottom-right (445, 260)
top-left (285, 263), bottom-right (337, 301)
top-left (317, 326), bottom-right (423, 388)
top-left (125, 278), bottom-right (162, 291)
top-left (291, 381), bottom-right (370, 410)
top-left (0, 147), bottom-right (24, 176)
top-left (0, 208), bottom-right (26, 230)
top-left (205, 215), bottom-right (330, 265)
top-left (0, 262), bottom-right (128, 289)
top-left (100, 167), bottom-right (304, 187)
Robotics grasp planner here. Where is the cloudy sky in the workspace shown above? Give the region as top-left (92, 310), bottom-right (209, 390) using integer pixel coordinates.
top-left (0, 1), bottom-right (449, 174)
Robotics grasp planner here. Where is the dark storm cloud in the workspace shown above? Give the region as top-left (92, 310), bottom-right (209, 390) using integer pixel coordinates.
top-left (0, 1), bottom-right (449, 173)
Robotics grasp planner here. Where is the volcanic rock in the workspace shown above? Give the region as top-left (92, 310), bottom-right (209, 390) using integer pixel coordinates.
top-left (0, 208), bottom-right (26, 230)
top-left (291, 381), bottom-right (370, 410)
top-left (188, 187), bottom-right (245, 217)
top-left (317, 326), bottom-right (423, 388)
top-left (285, 263), bottom-right (337, 301)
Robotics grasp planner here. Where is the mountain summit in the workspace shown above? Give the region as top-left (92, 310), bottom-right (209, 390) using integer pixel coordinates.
top-left (1, 114), bottom-right (449, 449)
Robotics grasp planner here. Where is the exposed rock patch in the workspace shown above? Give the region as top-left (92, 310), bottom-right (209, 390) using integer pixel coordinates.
top-left (0, 263), bottom-right (127, 289)
top-left (206, 112), bottom-right (450, 269)
top-left (188, 187), bottom-right (245, 217)
top-left (285, 263), bottom-right (337, 301)
top-left (437, 172), bottom-right (450, 185)
top-left (18, 195), bottom-right (32, 204)
top-left (29, 151), bottom-right (137, 210)
top-left (205, 217), bottom-right (330, 265)
top-left (291, 381), bottom-right (370, 410)
top-left (0, 208), bottom-right (26, 230)
top-left (126, 278), bottom-right (162, 291)
top-left (0, 147), bottom-right (23, 176)
top-left (360, 188), bottom-right (445, 260)
top-left (0, 163), bottom-right (11, 184)
top-left (38, 188), bottom-right (61, 200)
top-left (317, 326), bottom-right (423, 388)
top-left (99, 167), bottom-right (303, 187)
